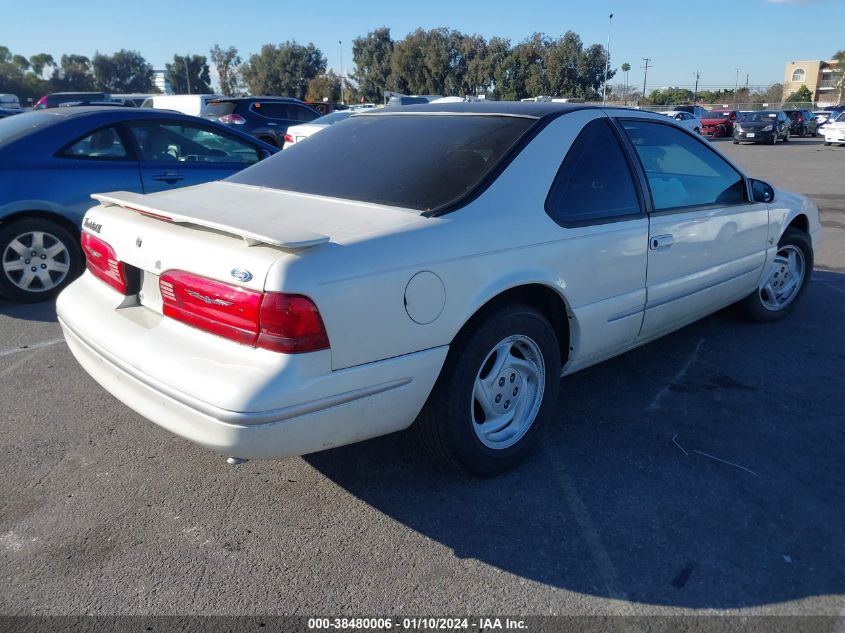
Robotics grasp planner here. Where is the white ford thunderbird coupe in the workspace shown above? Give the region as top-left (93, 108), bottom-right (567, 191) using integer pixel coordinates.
top-left (57, 103), bottom-right (821, 475)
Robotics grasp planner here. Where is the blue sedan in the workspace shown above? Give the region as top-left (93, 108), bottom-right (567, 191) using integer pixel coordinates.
top-left (0, 106), bottom-right (277, 302)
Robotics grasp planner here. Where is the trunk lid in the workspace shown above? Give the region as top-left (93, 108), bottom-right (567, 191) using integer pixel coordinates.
top-left (83, 180), bottom-right (426, 312)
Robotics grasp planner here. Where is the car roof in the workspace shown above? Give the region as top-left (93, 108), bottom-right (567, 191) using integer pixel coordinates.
top-left (361, 101), bottom-right (591, 118)
top-left (213, 96), bottom-right (303, 103)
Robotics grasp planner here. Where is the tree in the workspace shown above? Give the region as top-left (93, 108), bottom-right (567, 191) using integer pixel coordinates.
top-left (241, 42), bottom-right (325, 99)
top-left (210, 44), bottom-right (242, 96)
top-left (305, 71), bottom-right (342, 102)
top-left (92, 49), bottom-right (154, 93)
top-left (784, 84), bottom-right (813, 104)
top-left (352, 27), bottom-right (394, 101)
top-left (165, 54), bottom-right (211, 94)
top-left (28, 53), bottom-right (55, 79)
top-left (51, 54), bottom-right (95, 91)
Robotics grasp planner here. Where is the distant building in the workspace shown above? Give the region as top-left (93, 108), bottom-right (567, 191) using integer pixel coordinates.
top-left (783, 60), bottom-right (842, 106)
top-left (153, 70), bottom-right (173, 95)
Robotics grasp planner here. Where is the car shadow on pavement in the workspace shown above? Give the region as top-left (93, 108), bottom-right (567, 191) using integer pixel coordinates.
top-left (306, 270), bottom-right (845, 609)
top-left (0, 297), bottom-right (58, 323)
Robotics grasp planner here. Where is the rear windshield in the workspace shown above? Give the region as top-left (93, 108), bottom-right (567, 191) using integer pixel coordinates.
top-left (228, 114), bottom-right (536, 212)
top-left (0, 111), bottom-right (60, 145)
top-left (204, 101), bottom-right (238, 117)
top-left (704, 111), bottom-right (730, 119)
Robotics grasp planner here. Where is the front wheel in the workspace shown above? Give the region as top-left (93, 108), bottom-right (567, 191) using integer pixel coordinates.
top-left (0, 218), bottom-right (82, 302)
top-left (738, 227), bottom-right (812, 322)
top-left (783, 130), bottom-right (790, 142)
top-left (416, 303), bottom-right (561, 476)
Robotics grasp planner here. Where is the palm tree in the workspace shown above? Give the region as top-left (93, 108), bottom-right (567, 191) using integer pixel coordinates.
top-left (621, 63), bottom-right (631, 103)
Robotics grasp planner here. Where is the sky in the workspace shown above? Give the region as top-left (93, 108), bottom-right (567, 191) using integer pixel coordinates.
top-left (2, 0), bottom-right (842, 92)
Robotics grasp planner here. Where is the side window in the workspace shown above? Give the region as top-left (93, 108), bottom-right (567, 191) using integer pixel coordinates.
top-left (621, 120), bottom-right (746, 211)
top-left (292, 105), bottom-right (318, 122)
top-left (61, 126), bottom-right (128, 159)
top-left (545, 118), bottom-right (641, 226)
top-left (128, 122), bottom-right (261, 165)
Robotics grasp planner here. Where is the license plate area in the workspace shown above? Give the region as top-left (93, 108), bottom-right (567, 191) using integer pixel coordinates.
top-left (138, 270), bottom-right (164, 313)
top-left (746, 133), bottom-right (755, 138)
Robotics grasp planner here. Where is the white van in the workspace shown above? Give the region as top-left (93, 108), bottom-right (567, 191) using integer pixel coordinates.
top-left (140, 94), bottom-right (224, 117)
top-left (0, 94), bottom-right (21, 109)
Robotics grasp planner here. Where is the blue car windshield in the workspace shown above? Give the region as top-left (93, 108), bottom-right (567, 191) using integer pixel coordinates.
top-left (0, 111), bottom-right (60, 146)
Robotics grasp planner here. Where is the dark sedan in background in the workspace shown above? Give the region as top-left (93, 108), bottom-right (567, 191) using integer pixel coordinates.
top-left (0, 107), bottom-right (276, 302)
top-left (782, 109), bottom-right (819, 137)
top-left (733, 110), bottom-right (790, 145)
top-left (203, 97), bottom-right (321, 147)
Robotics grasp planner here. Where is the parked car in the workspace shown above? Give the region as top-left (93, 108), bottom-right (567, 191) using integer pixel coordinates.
top-left (282, 110), bottom-right (357, 148)
top-left (110, 93), bottom-right (156, 107)
top-left (823, 111), bottom-right (845, 146)
top-left (0, 107), bottom-right (23, 119)
top-left (34, 92), bottom-right (109, 109)
top-left (733, 110), bottom-right (790, 144)
top-left (56, 103), bottom-right (820, 476)
top-left (0, 107), bottom-right (277, 302)
top-left (0, 94), bottom-right (21, 109)
top-left (140, 94), bottom-right (224, 117)
top-left (204, 97), bottom-right (321, 148)
top-left (699, 110), bottom-right (745, 138)
top-left (662, 110), bottom-right (702, 134)
top-left (817, 106), bottom-right (845, 134)
top-left (304, 102), bottom-right (348, 116)
top-left (782, 109), bottom-right (819, 137)
top-left (670, 104), bottom-right (709, 118)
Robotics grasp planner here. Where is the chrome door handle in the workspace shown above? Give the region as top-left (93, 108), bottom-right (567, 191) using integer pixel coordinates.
top-left (650, 234), bottom-right (674, 250)
top-left (152, 172), bottom-right (184, 183)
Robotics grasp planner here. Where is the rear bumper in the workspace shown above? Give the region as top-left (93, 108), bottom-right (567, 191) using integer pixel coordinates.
top-left (57, 274), bottom-right (448, 460)
top-left (824, 130), bottom-right (845, 144)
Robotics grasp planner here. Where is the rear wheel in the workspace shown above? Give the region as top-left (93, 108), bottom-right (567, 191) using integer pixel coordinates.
top-left (416, 303), bottom-right (561, 476)
top-left (739, 227), bottom-right (812, 322)
top-left (783, 129), bottom-right (790, 142)
top-left (0, 217), bottom-right (82, 302)
top-left (799, 126), bottom-right (806, 138)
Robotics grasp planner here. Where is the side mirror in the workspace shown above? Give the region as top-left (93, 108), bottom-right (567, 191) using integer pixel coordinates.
top-left (750, 179), bottom-right (775, 203)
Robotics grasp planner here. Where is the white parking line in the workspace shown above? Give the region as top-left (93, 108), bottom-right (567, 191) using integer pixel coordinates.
top-left (545, 446), bottom-right (631, 605)
top-left (0, 337), bottom-right (65, 358)
top-left (647, 338), bottom-right (706, 411)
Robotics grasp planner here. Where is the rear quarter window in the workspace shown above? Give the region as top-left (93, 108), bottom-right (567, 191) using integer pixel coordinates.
top-left (228, 114), bottom-right (535, 212)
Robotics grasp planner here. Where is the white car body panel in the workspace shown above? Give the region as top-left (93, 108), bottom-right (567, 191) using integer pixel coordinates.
top-left (663, 111), bottom-right (702, 134)
top-left (282, 122), bottom-right (329, 148)
top-left (823, 116), bottom-right (845, 144)
top-left (57, 105), bottom-right (821, 461)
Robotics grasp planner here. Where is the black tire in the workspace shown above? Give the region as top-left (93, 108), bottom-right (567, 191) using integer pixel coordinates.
top-left (825, 142), bottom-right (831, 146)
top-left (799, 126), bottom-right (806, 138)
top-left (416, 303), bottom-right (561, 476)
top-left (769, 133), bottom-right (777, 145)
top-left (732, 138), bottom-right (739, 144)
top-left (783, 130), bottom-right (790, 142)
top-left (738, 227), bottom-right (812, 323)
top-left (0, 217), bottom-right (82, 303)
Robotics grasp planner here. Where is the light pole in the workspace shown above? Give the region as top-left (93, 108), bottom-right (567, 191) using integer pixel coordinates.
top-left (641, 57), bottom-right (651, 103)
top-left (339, 40), bottom-right (345, 105)
top-left (602, 13), bottom-right (613, 104)
top-left (734, 68), bottom-right (739, 107)
top-left (184, 54), bottom-right (191, 95)
top-left (693, 70), bottom-right (700, 105)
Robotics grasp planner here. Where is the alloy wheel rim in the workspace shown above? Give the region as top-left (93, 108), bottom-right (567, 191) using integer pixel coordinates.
top-left (759, 244), bottom-right (805, 311)
top-left (2, 231), bottom-right (70, 292)
top-left (470, 334), bottom-right (545, 450)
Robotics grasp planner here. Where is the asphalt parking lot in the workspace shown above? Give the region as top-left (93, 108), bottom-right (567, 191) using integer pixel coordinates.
top-left (1, 137), bottom-right (843, 620)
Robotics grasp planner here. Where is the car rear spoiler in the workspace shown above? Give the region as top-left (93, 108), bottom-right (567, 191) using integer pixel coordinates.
top-left (91, 191), bottom-right (330, 249)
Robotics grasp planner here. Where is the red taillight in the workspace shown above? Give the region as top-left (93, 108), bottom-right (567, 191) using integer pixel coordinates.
top-left (797, 116), bottom-right (803, 123)
top-left (81, 232), bottom-right (128, 294)
top-left (257, 293), bottom-right (329, 353)
top-left (218, 113), bottom-right (246, 124)
top-left (284, 133), bottom-right (294, 144)
top-left (159, 271), bottom-right (329, 353)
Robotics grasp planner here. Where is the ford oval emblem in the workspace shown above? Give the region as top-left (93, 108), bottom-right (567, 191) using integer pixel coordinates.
top-left (230, 268), bottom-right (253, 282)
